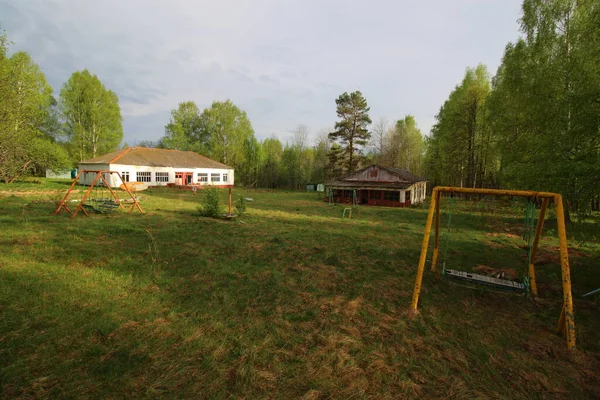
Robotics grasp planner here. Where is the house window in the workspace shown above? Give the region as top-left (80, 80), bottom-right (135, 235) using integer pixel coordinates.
top-left (405, 190), bottom-right (411, 202)
top-left (155, 172), bottom-right (169, 183)
top-left (198, 173), bottom-right (208, 182)
top-left (137, 171), bottom-right (151, 183)
top-left (211, 173), bottom-right (220, 182)
top-left (121, 172), bottom-right (129, 182)
top-left (384, 191), bottom-right (400, 201)
top-left (222, 173), bottom-right (228, 182)
top-left (370, 190), bottom-right (381, 200)
top-left (369, 169), bottom-right (378, 178)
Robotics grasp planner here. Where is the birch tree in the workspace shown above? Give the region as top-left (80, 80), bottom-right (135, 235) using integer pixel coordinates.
top-left (59, 70), bottom-right (123, 161)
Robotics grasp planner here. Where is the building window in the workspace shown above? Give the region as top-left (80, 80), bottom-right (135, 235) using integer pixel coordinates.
top-left (222, 173), bottom-right (228, 182)
top-left (405, 190), bottom-right (411, 202)
top-left (384, 191), bottom-right (400, 201)
top-left (211, 173), bottom-right (220, 182)
top-left (155, 172), bottom-right (169, 183)
top-left (369, 169), bottom-right (378, 178)
top-left (121, 172), bottom-right (129, 182)
top-left (369, 190), bottom-right (381, 200)
top-left (137, 171), bottom-right (151, 183)
top-left (198, 173), bottom-right (208, 182)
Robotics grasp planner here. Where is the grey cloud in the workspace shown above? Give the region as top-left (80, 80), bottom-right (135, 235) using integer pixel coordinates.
top-left (259, 74), bottom-right (278, 84)
top-left (1, 0), bottom-right (523, 143)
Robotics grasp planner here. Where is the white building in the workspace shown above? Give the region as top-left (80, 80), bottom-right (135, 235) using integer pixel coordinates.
top-left (78, 147), bottom-right (234, 188)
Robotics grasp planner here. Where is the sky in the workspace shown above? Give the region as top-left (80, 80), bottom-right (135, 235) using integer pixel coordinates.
top-left (1, 0), bottom-right (523, 146)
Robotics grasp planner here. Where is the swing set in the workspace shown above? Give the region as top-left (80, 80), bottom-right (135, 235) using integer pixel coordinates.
top-left (54, 170), bottom-right (144, 218)
top-left (411, 187), bottom-right (576, 350)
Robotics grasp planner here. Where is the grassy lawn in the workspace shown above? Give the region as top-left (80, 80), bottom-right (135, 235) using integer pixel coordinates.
top-left (1, 183), bottom-right (599, 399)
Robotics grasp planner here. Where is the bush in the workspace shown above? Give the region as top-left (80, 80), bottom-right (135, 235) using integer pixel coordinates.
top-left (235, 195), bottom-right (248, 215)
top-left (199, 186), bottom-right (222, 218)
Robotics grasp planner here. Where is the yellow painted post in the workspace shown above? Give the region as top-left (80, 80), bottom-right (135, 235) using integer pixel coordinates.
top-left (431, 191), bottom-right (441, 271)
top-left (411, 188), bottom-right (439, 311)
top-left (528, 198), bottom-right (549, 297)
top-left (554, 194), bottom-right (576, 350)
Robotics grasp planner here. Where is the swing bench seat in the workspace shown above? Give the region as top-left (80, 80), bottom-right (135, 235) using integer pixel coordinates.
top-left (444, 269), bottom-right (526, 292)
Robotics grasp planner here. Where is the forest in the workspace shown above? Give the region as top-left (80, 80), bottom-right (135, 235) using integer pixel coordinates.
top-left (0, 0), bottom-right (598, 215)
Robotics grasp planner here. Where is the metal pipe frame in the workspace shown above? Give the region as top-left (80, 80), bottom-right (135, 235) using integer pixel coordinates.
top-left (410, 186), bottom-right (576, 350)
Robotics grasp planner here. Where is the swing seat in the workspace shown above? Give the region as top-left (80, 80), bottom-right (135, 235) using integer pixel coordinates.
top-left (444, 269), bottom-right (526, 292)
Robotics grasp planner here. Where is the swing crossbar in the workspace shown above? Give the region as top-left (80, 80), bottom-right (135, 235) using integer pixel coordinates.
top-left (444, 269), bottom-right (526, 292)
top-left (410, 186), bottom-right (576, 350)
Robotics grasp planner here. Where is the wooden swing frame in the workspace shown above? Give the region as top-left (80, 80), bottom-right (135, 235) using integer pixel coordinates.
top-left (54, 170), bottom-right (144, 218)
top-left (410, 187), bottom-right (576, 350)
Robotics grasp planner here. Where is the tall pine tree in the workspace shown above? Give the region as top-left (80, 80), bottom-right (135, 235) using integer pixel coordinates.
top-left (328, 91), bottom-right (371, 174)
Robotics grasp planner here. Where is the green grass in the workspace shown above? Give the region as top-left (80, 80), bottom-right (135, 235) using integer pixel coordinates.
top-left (0, 178), bottom-right (75, 192)
top-left (1, 182), bottom-right (599, 399)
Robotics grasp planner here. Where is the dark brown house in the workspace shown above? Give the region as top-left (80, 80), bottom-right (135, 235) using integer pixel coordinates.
top-left (326, 165), bottom-right (427, 207)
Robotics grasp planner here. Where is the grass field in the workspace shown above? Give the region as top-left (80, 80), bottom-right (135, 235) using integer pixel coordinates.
top-left (1, 181), bottom-right (599, 399)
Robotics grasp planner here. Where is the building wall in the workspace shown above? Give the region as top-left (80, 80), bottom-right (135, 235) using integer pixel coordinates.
top-left (103, 164), bottom-right (235, 188)
top-left (78, 164), bottom-right (111, 186)
top-left (328, 183), bottom-right (427, 207)
top-left (46, 169), bottom-right (74, 179)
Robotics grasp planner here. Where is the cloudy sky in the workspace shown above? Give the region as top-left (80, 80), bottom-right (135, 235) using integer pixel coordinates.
top-left (1, 0), bottom-right (523, 145)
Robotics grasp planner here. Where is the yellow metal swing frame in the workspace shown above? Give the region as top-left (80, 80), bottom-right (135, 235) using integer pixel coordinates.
top-left (410, 187), bottom-right (576, 350)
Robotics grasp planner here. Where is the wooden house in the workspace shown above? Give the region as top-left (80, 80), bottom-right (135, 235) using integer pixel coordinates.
top-left (326, 165), bottom-right (426, 207)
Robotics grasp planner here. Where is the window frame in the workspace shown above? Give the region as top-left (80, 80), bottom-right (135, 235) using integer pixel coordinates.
top-left (211, 173), bottom-right (221, 183)
top-left (155, 172), bottom-right (169, 183)
top-left (198, 173), bottom-right (208, 182)
top-left (136, 171), bottom-right (152, 183)
top-left (384, 191), bottom-right (400, 202)
top-left (222, 173), bottom-right (228, 182)
top-left (121, 171), bottom-right (130, 183)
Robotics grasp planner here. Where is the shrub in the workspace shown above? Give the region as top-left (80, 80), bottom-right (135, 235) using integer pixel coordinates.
top-left (199, 186), bottom-right (222, 218)
top-left (235, 195), bottom-right (248, 215)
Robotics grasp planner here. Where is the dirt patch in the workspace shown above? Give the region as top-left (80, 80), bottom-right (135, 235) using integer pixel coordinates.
top-left (534, 247), bottom-right (588, 265)
top-left (0, 190), bottom-right (75, 196)
top-left (485, 232), bottom-right (521, 239)
top-left (473, 265), bottom-right (518, 280)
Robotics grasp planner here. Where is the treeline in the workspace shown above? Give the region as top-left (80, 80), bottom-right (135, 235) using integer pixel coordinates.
top-left (148, 91), bottom-right (426, 188)
top-left (143, 102), bottom-right (334, 188)
top-left (0, 27), bottom-right (124, 183)
top-left (425, 0), bottom-right (600, 216)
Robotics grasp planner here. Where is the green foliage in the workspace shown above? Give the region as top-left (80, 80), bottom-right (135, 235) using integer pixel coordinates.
top-left (59, 69), bottom-right (123, 162)
top-left (200, 100), bottom-right (255, 168)
top-left (0, 32), bottom-right (66, 182)
top-left (381, 115), bottom-right (425, 175)
top-left (234, 194), bottom-right (248, 215)
top-left (425, 65), bottom-right (496, 188)
top-left (487, 0), bottom-right (600, 217)
top-left (199, 185), bottom-right (222, 218)
top-left (328, 91), bottom-right (372, 174)
top-left (258, 136), bottom-right (284, 188)
top-left (162, 101), bottom-right (207, 152)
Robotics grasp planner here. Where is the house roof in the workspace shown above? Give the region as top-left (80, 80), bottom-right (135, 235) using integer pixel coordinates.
top-left (379, 166), bottom-right (425, 183)
top-left (79, 147), bottom-right (232, 169)
top-left (326, 180), bottom-right (413, 190)
top-left (326, 165), bottom-right (426, 190)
